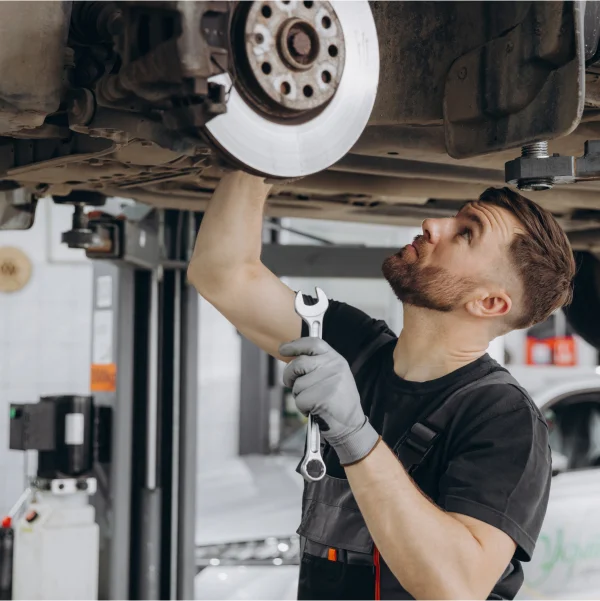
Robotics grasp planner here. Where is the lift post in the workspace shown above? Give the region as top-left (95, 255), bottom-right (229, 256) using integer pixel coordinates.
top-left (88, 209), bottom-right (199, 600)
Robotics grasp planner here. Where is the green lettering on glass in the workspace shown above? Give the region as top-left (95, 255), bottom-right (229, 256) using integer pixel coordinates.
top-left (528, 529), bottom-right (600, 587)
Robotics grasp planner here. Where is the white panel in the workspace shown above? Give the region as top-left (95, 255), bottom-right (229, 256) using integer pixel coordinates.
top-left (95, 275), bottom-right (112, 309)
top-left (92, 310), bottom-right (113, 364)
top-left (65, 413), bottom-right (85, 445)
top-left (13, 500), bottom-right (99, 600)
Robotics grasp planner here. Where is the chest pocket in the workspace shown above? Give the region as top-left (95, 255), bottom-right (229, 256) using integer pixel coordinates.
top-left (299, 474), bottom-right (373, 554)
top-left (297, 348), bottom-right (521, 561)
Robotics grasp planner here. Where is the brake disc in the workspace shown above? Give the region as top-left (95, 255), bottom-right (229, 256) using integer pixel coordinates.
top-left (205, 0), bottom-right (379, 179)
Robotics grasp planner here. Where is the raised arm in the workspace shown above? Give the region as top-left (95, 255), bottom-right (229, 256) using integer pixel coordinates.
top-left (187, 171), bottom-right (301, 360)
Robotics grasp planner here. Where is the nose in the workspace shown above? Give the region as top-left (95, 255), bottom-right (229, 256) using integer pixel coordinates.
top-left (421, 217), bottom-right (452, 244)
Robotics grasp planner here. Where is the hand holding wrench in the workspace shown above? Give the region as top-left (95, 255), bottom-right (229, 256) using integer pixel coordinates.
top-left (294, 287), bottom-right (329, 482)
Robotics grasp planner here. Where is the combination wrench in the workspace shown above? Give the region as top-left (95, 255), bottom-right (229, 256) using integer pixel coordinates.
top-left (294, 287), bottom-right (329, 482)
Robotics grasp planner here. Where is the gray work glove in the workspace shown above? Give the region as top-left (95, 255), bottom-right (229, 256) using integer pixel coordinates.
top-left (279, 337), bottom-right (380, 466)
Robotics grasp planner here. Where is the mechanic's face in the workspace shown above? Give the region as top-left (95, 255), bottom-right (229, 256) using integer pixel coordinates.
top-left (382, 202), bottom-right (522, 315)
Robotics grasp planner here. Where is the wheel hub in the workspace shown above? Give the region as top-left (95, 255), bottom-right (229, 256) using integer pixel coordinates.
top-left (236, 0), bottom-right (345, 116)
top-left (205, 1), bottom-right (379, 179)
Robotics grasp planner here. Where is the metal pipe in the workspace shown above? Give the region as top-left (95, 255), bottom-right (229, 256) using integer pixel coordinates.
top-left (7, 488), bottom-right (32, 522)
top-left (161, 260), bottom-right (188, 270)
top-left (186, 210), bottom-right (196, 262)
top-left (169, 269), bottom-right (182, 600)
top-left (146, 268), bottom-right (159, 490)
top-left (263, 219), bottom-right (336, 245)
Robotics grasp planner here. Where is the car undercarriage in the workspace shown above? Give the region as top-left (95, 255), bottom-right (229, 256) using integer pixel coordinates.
top-left (3, 1), bottom-right (600, 345)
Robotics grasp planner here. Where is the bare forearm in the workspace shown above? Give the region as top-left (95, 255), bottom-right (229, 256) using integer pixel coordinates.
top-left (187, 171), bottom-right (300, 358)
top-left (190, 171), bottom-right (272, 280)
top-left (345, 443), bottom-right (489, 599)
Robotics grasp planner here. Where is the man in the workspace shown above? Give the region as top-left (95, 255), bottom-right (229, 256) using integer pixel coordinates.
top-left (188, 171), bottom-right (575, 600)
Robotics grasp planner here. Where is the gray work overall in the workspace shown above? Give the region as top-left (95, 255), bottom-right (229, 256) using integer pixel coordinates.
top-left (295, 333), bottom-right (525, 600)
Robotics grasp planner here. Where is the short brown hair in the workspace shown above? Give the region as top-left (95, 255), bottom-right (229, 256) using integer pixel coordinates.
top-left (478, 187), bottom-right (575, 330)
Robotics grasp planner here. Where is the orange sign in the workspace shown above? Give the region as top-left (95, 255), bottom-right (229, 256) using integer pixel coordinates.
top-left (91, 363), bottom-right (117, 392)
top-left (526, 336), bottom-right (576, 366)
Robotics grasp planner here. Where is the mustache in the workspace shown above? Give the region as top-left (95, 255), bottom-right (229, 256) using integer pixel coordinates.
top-left (412, 234), bottom-right (425, 250)
top-left (397, 234), bottom-right (426, 258)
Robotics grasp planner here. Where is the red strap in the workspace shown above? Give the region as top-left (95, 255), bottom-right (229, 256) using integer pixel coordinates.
top-left (374, 546), bottom-right (381, 600)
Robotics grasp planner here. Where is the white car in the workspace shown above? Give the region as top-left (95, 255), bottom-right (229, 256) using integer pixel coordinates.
top-left (196, 370), bottom-right (600, 600)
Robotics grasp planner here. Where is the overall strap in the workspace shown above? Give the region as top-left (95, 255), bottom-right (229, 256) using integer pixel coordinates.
top-left (299, 331), bottom-right (395, 560)
top-left (397, 370), bottom-right (523, 474)
top-left (308, 331), bottom-right (394, 456)
top-left (350, 331), bottom-right (396, 377)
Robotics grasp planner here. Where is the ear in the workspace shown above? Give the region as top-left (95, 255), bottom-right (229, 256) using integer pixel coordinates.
top-left (465, 289), bottom-right (512, 319)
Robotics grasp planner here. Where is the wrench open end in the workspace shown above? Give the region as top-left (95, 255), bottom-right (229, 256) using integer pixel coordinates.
top-left (294, 287), bottom-right (329, 318)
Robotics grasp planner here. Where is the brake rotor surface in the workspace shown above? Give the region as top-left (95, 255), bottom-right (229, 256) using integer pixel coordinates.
top-left (205, 0), bottom-right (379, 179)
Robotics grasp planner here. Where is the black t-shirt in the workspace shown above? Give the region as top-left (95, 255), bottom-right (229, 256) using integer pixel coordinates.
top-left (300, 299), bottom-right (552, 600)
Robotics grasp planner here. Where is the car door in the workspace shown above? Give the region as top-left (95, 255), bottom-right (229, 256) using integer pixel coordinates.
top-left (519, 382), bottom-right (600, 600)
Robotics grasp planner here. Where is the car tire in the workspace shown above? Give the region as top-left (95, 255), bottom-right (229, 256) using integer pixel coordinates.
top-left (563, 251), bottom-right (600, 350)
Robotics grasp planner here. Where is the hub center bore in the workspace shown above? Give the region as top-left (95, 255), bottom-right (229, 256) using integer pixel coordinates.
top-left (280, 19), bottom-right (320, 70)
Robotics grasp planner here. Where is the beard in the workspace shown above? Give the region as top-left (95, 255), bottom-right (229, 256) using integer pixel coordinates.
top-left (382, 241), bottom-right (476, 312)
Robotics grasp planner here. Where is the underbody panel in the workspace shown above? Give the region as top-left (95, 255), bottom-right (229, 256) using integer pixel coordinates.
top-left (0, 1), bottom-right (600, 250)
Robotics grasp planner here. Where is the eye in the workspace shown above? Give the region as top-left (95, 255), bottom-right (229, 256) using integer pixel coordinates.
top-left (458, 228), bottom-right (472, 243)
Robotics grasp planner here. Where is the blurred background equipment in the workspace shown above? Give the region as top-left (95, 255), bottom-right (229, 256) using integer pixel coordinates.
top-left (0, 247), bottom-right (31, 294)
top-left (526, 312), bottom-right (578, 367)
top-left (7, 395), bottom-right (109, 600)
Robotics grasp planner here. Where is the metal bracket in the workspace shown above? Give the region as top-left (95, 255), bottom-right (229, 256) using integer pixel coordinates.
top-left (0, 187), bottom-right (38, 230)
top-left (505, 139), bottom-right (600, 190)
top-left (50, 477), bottom-right (97, 496)
top-left (86, 216), bottom-right (160, 269)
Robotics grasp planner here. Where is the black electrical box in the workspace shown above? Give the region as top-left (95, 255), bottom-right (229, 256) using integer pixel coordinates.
top-left (9, 395), bottom-right (105, 479)
top-left (9, 402), bottom-right (56, 451)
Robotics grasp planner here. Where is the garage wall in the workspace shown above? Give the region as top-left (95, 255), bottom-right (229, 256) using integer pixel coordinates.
top-left (0, 199), bottom-right (243, 508)
top-left (196, 299), bottom-right (241, 469)
top-left (0, 199), bottom-right (93, 515)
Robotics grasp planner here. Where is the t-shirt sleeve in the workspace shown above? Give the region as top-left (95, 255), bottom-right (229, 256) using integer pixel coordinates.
top-left (437, 385), bottom-right (552, 562)
top-left (299, 296), bottom-right (394, 369)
